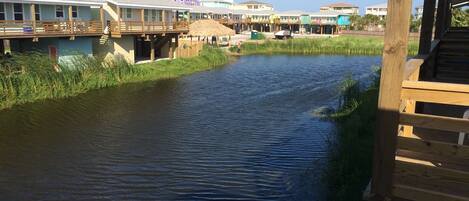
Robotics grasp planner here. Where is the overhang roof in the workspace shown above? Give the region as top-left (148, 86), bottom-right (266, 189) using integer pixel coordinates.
top-left (321, 2), bottom-right (358, 8)
top-left (107, 0), bottom-right (191, 10)
top-left (0, 0), bottom-right (103, 6)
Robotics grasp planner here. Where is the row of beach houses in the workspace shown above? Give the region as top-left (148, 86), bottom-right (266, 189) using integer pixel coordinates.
top-left (0, 0), bottom-right (355, 65)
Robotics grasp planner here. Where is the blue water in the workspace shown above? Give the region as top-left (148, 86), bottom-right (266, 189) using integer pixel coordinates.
top-left (0, 55), bottom-right (381, 201)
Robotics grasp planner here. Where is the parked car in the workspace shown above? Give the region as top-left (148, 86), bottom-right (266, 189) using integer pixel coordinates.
top-left (275, 30), bottom-right (292, 40)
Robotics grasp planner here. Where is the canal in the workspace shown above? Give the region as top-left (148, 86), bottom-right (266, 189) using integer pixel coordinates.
top-left (0, 55), bottom-right (381, 201)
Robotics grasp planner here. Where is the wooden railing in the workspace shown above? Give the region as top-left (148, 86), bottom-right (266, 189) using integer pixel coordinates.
top-left (279, 19), bottom-right (301, 24)
top-left (111, 20), bottom-right (188, 35)
top-left (393, 39), bottom-right (469, 200)
top-left (0, 20), bottom-right (103, 37)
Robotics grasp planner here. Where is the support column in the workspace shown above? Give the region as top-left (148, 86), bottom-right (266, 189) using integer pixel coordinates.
top-left (31, 4), bottom-right (36, 35)
top-left (162, 10), bottom-right (166, 31)
top-left (141, 9), bottom-right (145, 33)
top-left (371, 0), bottom-right (413, 200)
top-left (435, 0), bottom-right (449, 39)
top-left (68, 5), bottom-right (74, 34)
top-left (150, 36), bottom-right (155, 62)
top-left (418, 0), bottom-right (437, 55)
top-left (117, 6), bottom-right (121, 33)
top-left (100, 6), bottom-right (105, 33)
top-left (169, 36), bottom-right (173, 59)
top-left (174, 34), bottom-right (179, 59)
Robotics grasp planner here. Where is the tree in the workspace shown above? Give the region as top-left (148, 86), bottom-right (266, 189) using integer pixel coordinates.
top-left (409, 16), bottom-right (422, 33)
top-left (452, 8), bottom-right (469, 27)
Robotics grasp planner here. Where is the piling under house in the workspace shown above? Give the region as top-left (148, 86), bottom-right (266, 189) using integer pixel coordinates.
top-left (369, 0), bottom-right (469, 200)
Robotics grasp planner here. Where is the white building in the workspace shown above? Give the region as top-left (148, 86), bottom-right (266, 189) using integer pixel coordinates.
top-left (320, 2), bottom-right (359, 15)
top-left (199, 0), bottom-right (234, 9)
top-left (365, 3), bottom-right (387, 19)
top-left (233, 0), bottom-right (274, 11)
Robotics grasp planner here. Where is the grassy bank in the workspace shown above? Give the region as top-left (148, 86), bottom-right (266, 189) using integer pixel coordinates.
top-left (237, 36), bottom-right (419, 56)
top-left (0, 47), bottom-right (228, 110)
top-left (323, 72), bottom-right (380, 201)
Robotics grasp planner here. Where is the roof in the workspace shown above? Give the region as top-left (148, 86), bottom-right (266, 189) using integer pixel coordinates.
top-left (276, 10), bottom-right (309, 16)
top-left (188, 19), bottom-right (235, 36)
top-left (233, 9), bottom-right (274, 15)
top-left (10, 0), bottom-right (104, 6)
top-left (107, 0), bottom-right (191, 9)
top-left (366, 3), bottom-right (387, 9)
top-left (321, 2), bottom-right (358, 8)
top-left (310, 11), bottom-right (347, 17)
top-left (190, 6), bottom-right (233, 14)
top-left (238, 0), bottom-right (272, 7)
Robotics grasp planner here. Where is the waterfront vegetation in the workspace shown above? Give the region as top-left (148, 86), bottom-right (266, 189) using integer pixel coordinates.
top-left (236, 36), bottom-right (419, 56)
top-left (0, 47), bottom-right (228, 110)
top-left (323, 72), bottom-right (380, 201)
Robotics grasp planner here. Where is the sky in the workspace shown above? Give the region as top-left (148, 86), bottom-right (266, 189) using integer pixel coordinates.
top-left (234, 0), bottom-right (424, 14)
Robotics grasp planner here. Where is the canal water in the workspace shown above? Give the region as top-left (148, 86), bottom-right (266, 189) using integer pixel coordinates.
top-left (0, 55), bottom-right (380, 201)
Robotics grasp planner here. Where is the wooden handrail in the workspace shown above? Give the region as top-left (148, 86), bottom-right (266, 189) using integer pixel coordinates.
top-left (0, 20), bottom-right (103, 37)
top-left (400, 113), bottom-right (469, 133)
top-left (401, 81), bottom-right (469, 106)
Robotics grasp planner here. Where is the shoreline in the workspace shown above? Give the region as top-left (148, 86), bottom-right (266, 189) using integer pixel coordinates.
top-left (234, 36), bottom-right (419, 56)
top-left (0, 47), bottom-right (229, 111)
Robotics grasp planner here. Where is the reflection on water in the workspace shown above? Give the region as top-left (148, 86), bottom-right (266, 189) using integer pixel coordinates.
top-left (0, 55), bottom-right (380, 201)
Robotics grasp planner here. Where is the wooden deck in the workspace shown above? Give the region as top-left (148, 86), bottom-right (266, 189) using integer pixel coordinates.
top-left (110, 21), bottom-right (189, 37)
top-left (0, 20), bottom-right (103, 39)
top-left (370, 0), bottom-right (469, 200)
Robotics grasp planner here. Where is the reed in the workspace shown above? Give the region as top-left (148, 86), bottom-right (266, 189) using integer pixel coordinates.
top-left (238, 36), bottom-right (419, 56)
top-left (0, 47), bottom-right (228, 110)
top-left (323, 71), bottom-right (380, 201)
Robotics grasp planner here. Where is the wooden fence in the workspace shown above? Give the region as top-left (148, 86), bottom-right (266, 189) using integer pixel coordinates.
top-left (176, 40), bottom-right (204, 59)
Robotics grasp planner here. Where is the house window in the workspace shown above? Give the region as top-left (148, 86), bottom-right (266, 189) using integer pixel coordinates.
top-left (13, 3), bottom-right (23, 20)
top-left (126, 8), bottom-right (132, 19)
top-left (34, 5), bottom-right (40, 20)
top-left (0, 3), bottom-right (5, 20)
top-left (151, 10), bottom-right (157, 21)
top-left (56, 5), bottom-right (64, 18)
top-left (72, 6), bottom-right (78, 18)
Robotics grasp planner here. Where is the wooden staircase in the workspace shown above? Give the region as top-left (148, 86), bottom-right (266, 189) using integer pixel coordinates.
top-left (435, 29), bottom-right (469, 82)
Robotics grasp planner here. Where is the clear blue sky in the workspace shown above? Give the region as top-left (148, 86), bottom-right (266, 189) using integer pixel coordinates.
top-left (235, 0), bottom-right (424, 14)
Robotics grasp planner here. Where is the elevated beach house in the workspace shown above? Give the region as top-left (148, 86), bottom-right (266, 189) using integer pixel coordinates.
top-left (100, 0), bottom-right (190, 63)
top-left (310, 11), bottom-right (350, 34)
top-left (0, 0), bottom-right (104, 63)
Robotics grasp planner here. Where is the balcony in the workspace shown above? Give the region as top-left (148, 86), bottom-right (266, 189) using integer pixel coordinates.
top-left (0, 20), bottom-right (103, 39)
top-left (110, 21), bottom-right (189, 36)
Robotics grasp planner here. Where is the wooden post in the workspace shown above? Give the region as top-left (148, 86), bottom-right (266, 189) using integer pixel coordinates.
top-left (31, 4), bottom-right (36, 35)
top-left (100, 6), bottom-right (105, 33)
top-left (174, 34), bottom-right (179, 59)
top-left (444, 0), bottom-right (452, 31)
top-left (68, 5), bottom-right (74, 34)
top-left (141, 9), bottom-right (145, 33)
top-left (169, 36), bottom-right (173, 59)
top-left (117, 6), bottom-right (121, 33)
top-left (435, 0), bottom-right (448, 39)
top-left (371, 0), bottom-right (413, 200)
top-left (418, 0), bottom-right (437, 55)
top-left (162, 10), bottom-right (166, 31)
top-left (150, 36), bottom-right (155, 62)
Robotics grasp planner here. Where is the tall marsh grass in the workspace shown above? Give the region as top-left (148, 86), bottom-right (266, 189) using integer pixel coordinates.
top-left (0, 47), bottom-right (228, 110)
top-left (238, 36), bottom-right (419, 56)
top-left (323, 71), bottom-right (380, 201)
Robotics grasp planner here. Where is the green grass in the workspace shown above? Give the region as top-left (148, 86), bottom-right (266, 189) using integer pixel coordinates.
top-left (323, 71), bottom-right (380, 201)
top-left (0, 47), bottom-right (229, 110)
top-left (237, 36), bottom-right (419, 56)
